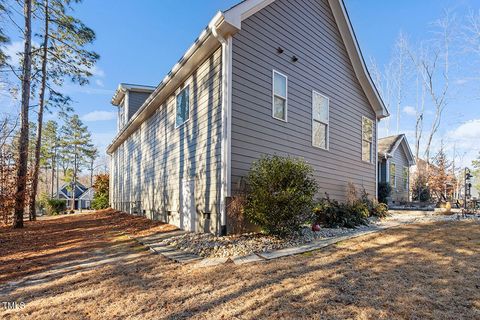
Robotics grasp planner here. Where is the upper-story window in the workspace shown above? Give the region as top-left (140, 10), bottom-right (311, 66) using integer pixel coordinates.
top-left (312, 91), bottom-right (329, 150)
top-left (176, 86), bottom-right (190, 127)
top-left (362, 116), bottom-right (374, 163)
top-left (118, 99), bottom-right (126, 131)
top-left (272, 70), bottom-right (287, 121)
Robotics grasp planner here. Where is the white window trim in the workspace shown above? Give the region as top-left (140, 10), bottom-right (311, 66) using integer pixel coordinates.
top-left (361, 116), bottom-right (374, 164)
top-left (272, 70), bottom-right (288, 122)
top-left (311, 90), bottom-right (329, 150)
top-left (390, 162), bottom-right (397, 189)
top-left (175, 84), bottom-right (191, 129)
top-left (403, 166), bottom-right (409, 190)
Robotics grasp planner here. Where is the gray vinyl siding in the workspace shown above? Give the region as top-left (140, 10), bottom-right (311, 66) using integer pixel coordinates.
top-left (128, 91), bottom-right (152, 120)
top-left (230, 0), bottom-right (377, 202)
top-left (110, 47), bottom-right (222, 233)
top-left (390, 145), bottom-right (410, 202)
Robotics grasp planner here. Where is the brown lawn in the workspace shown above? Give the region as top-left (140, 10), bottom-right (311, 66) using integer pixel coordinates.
top-left (0, 210), bottom-right (479, 319)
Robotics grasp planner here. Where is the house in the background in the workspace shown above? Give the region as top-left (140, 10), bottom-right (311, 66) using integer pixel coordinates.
top-left (56, 182), bottom-right (94, 210)
top-left (107, 0), bottom-right (389, 234)
top-left (378, 134), bottom-right (415, 203)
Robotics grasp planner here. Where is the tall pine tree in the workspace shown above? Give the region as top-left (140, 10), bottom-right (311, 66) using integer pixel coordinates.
top-left (29, 0), bottom-right (99, 220)
top-left (60, 114), bottom-right (94, 210)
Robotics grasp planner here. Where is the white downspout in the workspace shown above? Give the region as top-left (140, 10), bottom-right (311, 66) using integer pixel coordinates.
top-left (212, 25), bottom-right (232, 236)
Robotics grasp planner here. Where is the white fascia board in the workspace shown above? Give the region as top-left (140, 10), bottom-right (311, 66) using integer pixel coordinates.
top-left (223, 0), bottom-right (275, 29)
top-left (328, 0), bottom-right (389, 119)
top-left (390, 135), bottom-right (416, 166)
top-left (107, 13), bottom-right (228, 155)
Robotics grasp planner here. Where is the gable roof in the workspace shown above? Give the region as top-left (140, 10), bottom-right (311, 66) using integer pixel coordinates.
top-left (107, 0), bottom-right (389, 154)
top-left (378, 134), bottom-right (415, 165)
top-left (57, 182), bottom-right (89, 199)
top-left (111, 83), bottom-right (156, 106)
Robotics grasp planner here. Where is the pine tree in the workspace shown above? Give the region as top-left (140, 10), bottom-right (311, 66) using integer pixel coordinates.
top-left (40, 120), bottom-right (59, 198)
top-left (60, 114), bottom-right (93, 210)
top-left (13, 0), bottom-right (33, 228)
top-left (0, 1), bottom-right (9, 67)
top-left (29, 0), bottom-right (99, 220)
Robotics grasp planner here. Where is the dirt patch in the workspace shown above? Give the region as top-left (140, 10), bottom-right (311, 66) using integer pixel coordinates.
top-left (0, 209), bottom-right (177, 284)
top-left (1, 212), bottom-right (479, 319)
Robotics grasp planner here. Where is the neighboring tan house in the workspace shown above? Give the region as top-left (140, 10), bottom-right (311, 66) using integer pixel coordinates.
top-left (107, 0), bottom-right (389, 234)
top-left (56, 182), bottom-right (94, 210)
top-left (378, 134), bottom-right (415, 203)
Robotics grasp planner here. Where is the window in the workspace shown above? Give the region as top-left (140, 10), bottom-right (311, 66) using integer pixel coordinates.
top-left (362, 117), bottom-right (374, 163)
top-left (272, 70), bottom-right (287, 121)
top-left (403, 166), bottom-right (409, 190)
top-left (176, 86), bottom-right (190, 127)
top-left (389, 162), bottom-right (396, 188)
top-left (312, 91), bottom-right (329, 149)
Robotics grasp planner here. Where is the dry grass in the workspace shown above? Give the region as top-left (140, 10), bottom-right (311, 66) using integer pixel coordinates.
top-left (1, 211), bottom-right (479, 319)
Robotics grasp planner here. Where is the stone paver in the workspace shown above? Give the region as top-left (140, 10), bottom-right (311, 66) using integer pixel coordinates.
top-left (232, 254), bottom-right (265, 265)
top-left (193, 257), bottom-right (229, 268)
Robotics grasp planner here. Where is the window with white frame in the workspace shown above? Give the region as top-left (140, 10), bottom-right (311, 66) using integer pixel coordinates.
top-left (403, 166), bottom-right (409, 190)
top-left (389, 162), bottom-right (396, 188)
top-left (176, 86), bottom-right (190, 127)
top-left (362, 117), bottom-right (374, 163)
top-left (272, 70), bottom-right (287, 121)
top-left (312, 91), bottom-right (329, 149)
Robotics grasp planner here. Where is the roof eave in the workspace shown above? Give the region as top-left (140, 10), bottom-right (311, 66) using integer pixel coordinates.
top-left (328, 0), bottom-right (389, 119)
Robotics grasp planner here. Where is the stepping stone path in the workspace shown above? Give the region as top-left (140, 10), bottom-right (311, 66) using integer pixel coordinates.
top-left (134, 230), bottom-right (203, 264)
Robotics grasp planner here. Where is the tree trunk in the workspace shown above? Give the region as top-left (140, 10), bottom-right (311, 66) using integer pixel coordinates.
top-left (29, 0), bottom-right (49, 221)
top-left (50, 155), bottom-right (55, 198)
top-left (71, 151), bottom-right (77, 210)
top-left (13, 0), bottom-right (33, 229)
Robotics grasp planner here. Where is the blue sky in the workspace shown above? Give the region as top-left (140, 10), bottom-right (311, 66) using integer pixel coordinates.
top-left (2, 0), bottom-right (479, 167)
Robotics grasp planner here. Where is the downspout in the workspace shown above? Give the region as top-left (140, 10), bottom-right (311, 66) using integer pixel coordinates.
top-left (212, 22), bottom-right (232, 236)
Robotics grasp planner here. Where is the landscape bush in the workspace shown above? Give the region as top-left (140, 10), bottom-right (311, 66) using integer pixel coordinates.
top-left (46, 199), bottom-right (67, 215)
top-left (92, 193), bottom-right (109, 210)
top-left (244, 155), bottom-right (318, 237)
top-left (360, 188), bottom-right (389, 218)
top-left (313, 195), bottom-right (369, 228)
top-left (377, 182), bottom-right (392, 204)
top-left (92, 174), bottom-right (109, 210)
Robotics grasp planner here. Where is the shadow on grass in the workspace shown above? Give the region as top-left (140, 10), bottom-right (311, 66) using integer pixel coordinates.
top-left (1, 219), bottom-right (479, 319)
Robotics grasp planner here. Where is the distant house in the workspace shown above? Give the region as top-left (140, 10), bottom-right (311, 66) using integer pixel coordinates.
top-left (107, 0), bottom-right (390, 234)
top-left (378, 134), bottom-right (415, 203)
top-left (56, 182), bottom-right (94, 210)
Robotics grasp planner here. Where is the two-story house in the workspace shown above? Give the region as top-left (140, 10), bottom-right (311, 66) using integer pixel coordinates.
top-left (107, 0), bottom-right (389, 234)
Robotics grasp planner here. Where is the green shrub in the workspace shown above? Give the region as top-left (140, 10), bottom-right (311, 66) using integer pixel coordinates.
top-left (378, 182), bottom-right (392, 204)
top-left (46, 199), bottom-right (66, 215)
top-left (244, 155), bottom-right (318, 237)
top-left (360, 188), bottom-right (389, 218)
top-left (92, 193), bottom-right (109, 210)
top-left (370, 201), bottom-right (389, 218)
top-left (313, 195), bottom-right (369, 228)
top-left (92, 174), bottom-right (109, 210)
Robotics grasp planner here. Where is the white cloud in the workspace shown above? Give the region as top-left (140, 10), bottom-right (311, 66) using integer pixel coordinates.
top-left (81, 110), bottom-right (116, 122)
top-left (402, 106), bottom-right (416, 116)
top-left (455, 79), bottom-right (468, 85)
top-left (4, 41), bottom-right (24, 66)
top-left (95, 79), bottom-right (104, 87)
top-left (92, 132), bottom-right (116, 153)
top-left (88, 65), bottom-right (105, 78)
top-left (450, 119), bottom-right (480, 141)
